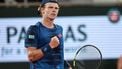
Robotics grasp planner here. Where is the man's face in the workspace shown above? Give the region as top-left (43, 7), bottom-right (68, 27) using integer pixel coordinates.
top-left (41, 2), bottom-right (59, 20)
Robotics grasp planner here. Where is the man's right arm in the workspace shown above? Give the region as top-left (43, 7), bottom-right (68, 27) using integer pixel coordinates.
top-left (25, 25), bottom-right (44, 62)
top-left (26, 47), bottom-right (44, 62)
top-left (25, 25), bottom-right (60, 62)
top-left (26, 36), bottom-right (59, 62)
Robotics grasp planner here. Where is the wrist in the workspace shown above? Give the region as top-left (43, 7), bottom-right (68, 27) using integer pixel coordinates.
top-left (41, 44), bottom-right (52, 54)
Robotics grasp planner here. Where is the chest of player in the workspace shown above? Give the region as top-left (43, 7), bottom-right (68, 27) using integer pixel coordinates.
top-left (37, 26), bottom-right (62, 48)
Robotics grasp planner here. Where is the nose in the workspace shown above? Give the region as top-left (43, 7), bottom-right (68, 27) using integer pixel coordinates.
top-left (52, 8), bottom-right (57, 12)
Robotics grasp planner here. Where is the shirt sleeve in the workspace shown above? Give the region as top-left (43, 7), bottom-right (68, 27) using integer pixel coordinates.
top-left (24, 25), bottom-right (38, 48)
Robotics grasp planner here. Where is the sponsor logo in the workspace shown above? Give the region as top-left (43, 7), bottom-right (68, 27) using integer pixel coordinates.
top-left (108, 8), bottom-right (120, 23)
top-left (28, 35), bottom-right (35, 39)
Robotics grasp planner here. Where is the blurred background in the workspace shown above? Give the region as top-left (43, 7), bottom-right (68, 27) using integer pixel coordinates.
top-left (0, 0), bottom-right (122, 69)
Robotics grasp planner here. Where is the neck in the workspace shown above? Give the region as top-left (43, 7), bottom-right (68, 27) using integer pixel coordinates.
top-left (41, 18), bottom-right (54, 28)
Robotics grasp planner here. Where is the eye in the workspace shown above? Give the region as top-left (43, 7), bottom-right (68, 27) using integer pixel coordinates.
top-left (55, 7), bottom-right (59, 10)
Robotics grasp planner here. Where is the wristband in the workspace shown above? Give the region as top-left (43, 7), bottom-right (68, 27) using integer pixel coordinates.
top-left (41, 44), bottom-right (52, 54)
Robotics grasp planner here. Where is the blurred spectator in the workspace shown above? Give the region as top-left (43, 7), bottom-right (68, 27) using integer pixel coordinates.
top-left (5, 0), bottom-right (17, 6)
top-left (15, 0), bottom-right (40, 2)
top-left (16, 0), bottom-right (24, 2)
top-left (28, 0), bottom-right (37, 2)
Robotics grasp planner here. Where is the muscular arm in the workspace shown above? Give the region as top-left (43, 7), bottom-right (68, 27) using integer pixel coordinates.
top-left (27, 47), bottom-right (44, 62)
top-left (26, 36), bottom-right (59, 62)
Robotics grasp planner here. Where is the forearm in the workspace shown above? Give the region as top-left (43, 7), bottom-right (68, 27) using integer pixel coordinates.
top-left (27, 47), bottom-right (44, 62)
top-left (27, 44), bottom-right (53, 62)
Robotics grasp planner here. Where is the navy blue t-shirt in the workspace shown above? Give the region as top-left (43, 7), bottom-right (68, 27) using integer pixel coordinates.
top-left (25, 22), bottom-right (64, 69)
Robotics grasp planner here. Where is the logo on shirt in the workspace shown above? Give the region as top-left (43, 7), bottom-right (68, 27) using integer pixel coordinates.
top-left (28, 35), bottom-right (35, 39)
top-left (58, 34), bottom-right (62, 38)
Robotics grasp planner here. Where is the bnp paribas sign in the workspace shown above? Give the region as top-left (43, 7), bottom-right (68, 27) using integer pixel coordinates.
top-left (0, 16), bottom-right (122, 62)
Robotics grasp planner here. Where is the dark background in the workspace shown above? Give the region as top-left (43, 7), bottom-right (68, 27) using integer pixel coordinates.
top-left (0, 59), bottom-right (118, 69)
top-left (0, 6), bottom-right (122, 17)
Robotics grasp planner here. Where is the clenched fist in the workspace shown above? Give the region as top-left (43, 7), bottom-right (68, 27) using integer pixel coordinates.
top-left (49, 36), bottom-right (59, 48)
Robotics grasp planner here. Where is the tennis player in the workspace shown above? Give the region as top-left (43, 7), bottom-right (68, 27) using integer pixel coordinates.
top-left (25, 0), bottom-right (64, 69)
